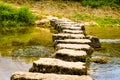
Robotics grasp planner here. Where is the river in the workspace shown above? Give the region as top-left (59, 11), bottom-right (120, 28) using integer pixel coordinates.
top-left (0, 26), bottom-right (120, 80)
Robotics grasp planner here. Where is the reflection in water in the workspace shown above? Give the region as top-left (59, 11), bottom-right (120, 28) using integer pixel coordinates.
top-left (0, 57), bottom-right (33, 80)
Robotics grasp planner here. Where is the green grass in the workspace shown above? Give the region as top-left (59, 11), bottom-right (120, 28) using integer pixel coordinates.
top-left (94, 43), bottom-right (120, 58)
top-left (85, 25), bottom-right (120, 39)
top-left (72, 13), bottom-right (120, 27)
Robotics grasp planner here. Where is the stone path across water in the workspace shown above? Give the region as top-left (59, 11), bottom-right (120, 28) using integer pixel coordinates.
top-left (11, 18), bottom-right (101, 80)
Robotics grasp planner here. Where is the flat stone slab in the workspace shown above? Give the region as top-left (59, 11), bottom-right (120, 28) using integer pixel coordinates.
top-left (61, 26), bottom-right (84, 30)
top-left (11, 72), bottom-right (93, 80)
top-left (56, 44), bottom-right (93, 55)
top-left (54, 39), bottom-right (91, 46)
top-left (29, 58), bottom-right (87, 75)
top-left (63, 29), bottom-right (84, 34)
top-left (52, 33), bottom-right (85, 41)
top-left (54, 49), bottom-right (87, 62)
top-left (57, 24), bottom-right (85, 32)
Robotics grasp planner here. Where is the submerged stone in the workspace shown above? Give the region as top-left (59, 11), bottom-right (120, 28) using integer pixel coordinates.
top-left (11, 46), bottom-right (52, 57)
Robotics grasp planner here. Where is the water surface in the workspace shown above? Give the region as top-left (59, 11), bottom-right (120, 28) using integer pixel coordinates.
top-left (89, 40), bottom-right (120, 80)
top-left (0, 56), bottom-right (33, 80)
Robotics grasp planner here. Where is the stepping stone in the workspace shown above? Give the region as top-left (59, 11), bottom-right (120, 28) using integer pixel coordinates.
top-left (56, 26), bottom-right (85, 33)
top-left (56, 44), bottom-right (93, 55)
top-left (63, 29), bottom-right (84, 34)
top-left (52, 33), bottom-right (85, 41)
top-left (57, 24), bottom-right (85, 32)
top-left (11, 72), bottom-right (93, 80)
top-left (54, 39), bottom-right (91, 47)
top-left (29, 58), bottom-right (87, 75)
top-left (60, 26), bottom-right (84, 31)
top-left (54, 49), bottom-right (87, 62)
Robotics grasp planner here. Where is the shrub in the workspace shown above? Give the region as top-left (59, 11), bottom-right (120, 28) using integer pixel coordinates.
top-left (17, 6), bottom-right (35, 26)
top-left (0, 2), bottom-right (35, 27)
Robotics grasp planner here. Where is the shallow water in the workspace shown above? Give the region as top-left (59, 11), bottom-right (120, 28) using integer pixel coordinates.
top-left (0, 57), bottom-right (33, 80)
top-left (89, 41), bottom-right (120, 80)
top-left (90, 58), bottom-right (120, 80)
top-left (100, 39), bottom-right (120, 43)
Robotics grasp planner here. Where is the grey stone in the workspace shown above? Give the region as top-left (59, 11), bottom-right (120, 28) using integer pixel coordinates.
top-left (63, 29), bottom-right (84, 34)
top-left (56, 44), bottom-right (93, 55)
top-left (52, 33), bottom-right (85, 41)
top-left (29, 58), bottom-right (87, 75)
top-left (53, 49), bottom-right (87, 62)
top-left (54, 39), bottom-right (91, 47)
top-left (87, 36), bottom-right (101, 48)
top-left (11, 72), bottom-right (93, 80)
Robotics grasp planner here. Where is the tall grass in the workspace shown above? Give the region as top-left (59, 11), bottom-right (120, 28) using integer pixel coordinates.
top-left (0, 2), bottom-right (35, 27)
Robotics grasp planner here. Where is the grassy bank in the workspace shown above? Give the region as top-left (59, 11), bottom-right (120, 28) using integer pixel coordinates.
top-left (1, 1), bottom-right (119, 27)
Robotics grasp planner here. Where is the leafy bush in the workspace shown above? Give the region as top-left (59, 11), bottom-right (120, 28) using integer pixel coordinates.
top-left (0, 2), bottom-right (35, 27)
top-left (81, 0), bottom-right (120, 9)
